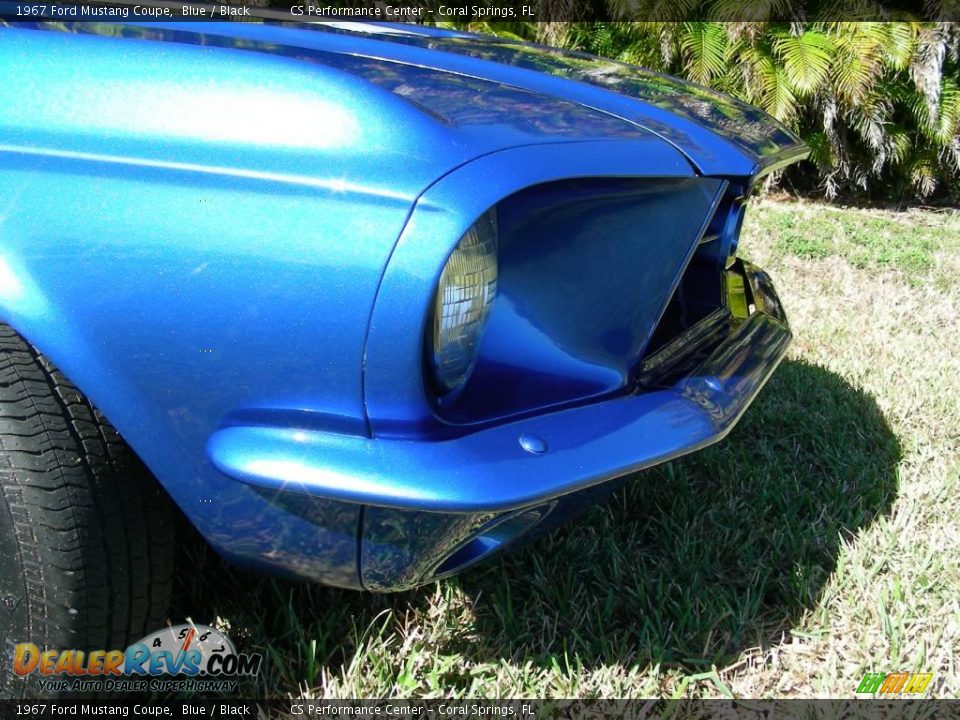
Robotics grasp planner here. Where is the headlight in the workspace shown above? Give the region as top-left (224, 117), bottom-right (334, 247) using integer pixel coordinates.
top-left (428, 208), bottom-right (498, 395)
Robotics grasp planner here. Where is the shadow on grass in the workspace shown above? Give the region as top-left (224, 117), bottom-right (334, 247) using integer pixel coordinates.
top-left (455, 358), bottom-right (901, 668)
top-left (171, 358), bottom-right (901, 692)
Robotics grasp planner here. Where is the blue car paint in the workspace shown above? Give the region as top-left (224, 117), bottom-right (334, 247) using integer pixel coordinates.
top-left (135, 20), bottom-right (806, 176)
top-left (0, 21), bottom-right (807, 590)
top-left (362, 145), bottom-right (716, 438)
top-left (357, 260), bottom-right (792, 589)
top-left (210, 258), bottom-right (790, 510)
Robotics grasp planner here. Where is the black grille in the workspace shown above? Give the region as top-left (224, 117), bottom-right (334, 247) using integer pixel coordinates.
top-left (639, 185), bottom-right (749, 386)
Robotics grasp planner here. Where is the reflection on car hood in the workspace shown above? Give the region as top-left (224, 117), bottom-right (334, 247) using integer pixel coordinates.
top-left (192, 20), bottom-right (807, 177)
top-left (310, 22), bottom-right (806, 175)
top-left (25, 20), bottom-right (807, 178)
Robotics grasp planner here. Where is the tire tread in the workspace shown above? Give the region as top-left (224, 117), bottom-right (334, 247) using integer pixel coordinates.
top-left (0, 326), bottom-right (175, 697)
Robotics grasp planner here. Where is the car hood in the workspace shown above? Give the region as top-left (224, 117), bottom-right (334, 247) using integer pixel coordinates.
top-left (153, 20), bottom-right (808, 178)
top-left (6, 20), bottom-right (806, 188)
top-left (306, 22), bottom-right (807, 176)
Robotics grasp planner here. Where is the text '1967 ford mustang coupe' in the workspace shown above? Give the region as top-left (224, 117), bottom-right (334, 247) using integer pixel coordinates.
top-left (0, 20), bottom-right (807, 667)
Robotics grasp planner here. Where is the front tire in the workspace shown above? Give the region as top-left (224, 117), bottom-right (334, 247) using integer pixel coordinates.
top-left (0, 324), bottom-right (175, 697)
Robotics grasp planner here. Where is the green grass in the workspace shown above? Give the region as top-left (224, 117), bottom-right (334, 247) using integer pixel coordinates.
top-left (752, 199), bottom-right (960, 287)
top-left (174, 199), bottom-right (960, 699)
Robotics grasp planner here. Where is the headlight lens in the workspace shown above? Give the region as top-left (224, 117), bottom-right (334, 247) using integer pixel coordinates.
top-left (429, 209), bottom-right (498, 395)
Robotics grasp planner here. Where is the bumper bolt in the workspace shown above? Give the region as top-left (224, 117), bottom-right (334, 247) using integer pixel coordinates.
top-left (519, 433), bottom-right (547, 454)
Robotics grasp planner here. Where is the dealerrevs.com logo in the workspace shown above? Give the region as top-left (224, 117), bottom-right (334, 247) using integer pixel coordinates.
top-left (11, 623), bottom-right (262, 693)
top-left (855, 671), bottom-right (934, 697)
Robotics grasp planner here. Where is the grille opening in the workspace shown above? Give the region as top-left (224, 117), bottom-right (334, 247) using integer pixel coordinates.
top-left (435, 176), bottom-right (728, 426)
top-left (639, 189), bottom-right (749, 385)
top-left (644, 236), bottom-right (726, 358)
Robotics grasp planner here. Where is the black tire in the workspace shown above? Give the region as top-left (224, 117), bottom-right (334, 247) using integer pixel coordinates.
top-left (0, 324), bottom-right (175, 698)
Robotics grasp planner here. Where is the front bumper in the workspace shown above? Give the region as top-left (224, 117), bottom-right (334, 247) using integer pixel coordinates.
top-left (209, 259), bottom-right (790, 588)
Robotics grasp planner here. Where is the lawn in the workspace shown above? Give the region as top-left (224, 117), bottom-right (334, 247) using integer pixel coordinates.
top-left (175, 198), bottom-right (960, 699)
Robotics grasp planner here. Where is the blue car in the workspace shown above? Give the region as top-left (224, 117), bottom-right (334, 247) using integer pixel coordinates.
top-left (0, 20), bottom-right (806, 662)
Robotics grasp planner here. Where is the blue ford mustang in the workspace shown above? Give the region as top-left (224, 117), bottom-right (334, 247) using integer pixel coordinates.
top-left (0, 20), bottom-right (806, 664)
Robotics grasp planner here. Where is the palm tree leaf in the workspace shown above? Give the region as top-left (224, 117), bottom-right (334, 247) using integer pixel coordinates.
top-left (884, 22), bottom-right (919, 70)
top-left (908, 154), bottom-right (938, 196)
top-left (933, 76), bottom-right (960, 145)
top-left (830, 22), bottom-right (886, 104)
top-left (707, 0), bottom-right (794, 22)
top-left (805, 131), bottom-right (835, 169)
top-left (679, 22), bottom-right (729, 85)
top-left (756, 54), bottom-right (798, 121)
top-left (774, 30), bottom-right (835, 96)
top-left (885, 126), bottom-right (913, 166)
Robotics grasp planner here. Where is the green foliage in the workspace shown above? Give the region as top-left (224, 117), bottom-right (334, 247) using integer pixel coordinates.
top-left (774, 30), bottom-right (835, 96)
top-left (457, 19), bottom-right (960, 202)
top-left (679, 22), bottom-right (730, 84)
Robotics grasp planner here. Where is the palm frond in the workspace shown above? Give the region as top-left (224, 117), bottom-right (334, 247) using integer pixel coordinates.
top-left (805, 130), bottom-right (835, 170)
top-left (849, 94), bottom-right (892, 150)
top-left (707, 0), bottom-right (795, 22)
top-left (774, 29), bottom-right (835, 96)
top-left (608, 0), bottom-right (699, 21)
top-left (830, 23), bottom-right (886, 104)
top-left (908, 153), bottom-right (939, 196)
top-left (910, 23), bottom-right (948, 122)
top-left (933, 76), bottom-right (960, 144)
top-left (886, 126), bottom-right (914, 166)
top-left (904, 75), bottom-right (960, 144)
top-left (884, 22), bottom-right (919, 70)
top-left (679, 22), bottom-right (730, 85)
top-left (758, 54), bottom-right (799, 121)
